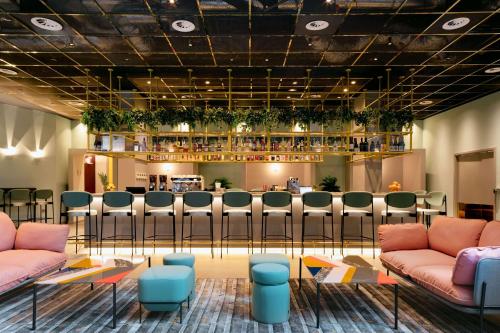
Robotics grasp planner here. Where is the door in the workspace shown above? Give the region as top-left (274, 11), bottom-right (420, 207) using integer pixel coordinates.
top-left (84, 155), bottom-right (96, 193)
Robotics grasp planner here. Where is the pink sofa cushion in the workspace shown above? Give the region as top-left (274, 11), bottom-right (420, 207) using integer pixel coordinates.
top-left (380, 249), bottom-right (456, 276)
top-left (15, 223), bottom-right (69, 253)
top-left (478, 221), bottom-right (500, 246)
top-left (0, 250), bottom-right (66, 278)
top-left (410, 265), bottom-right (474, 306)
top-left (0, 264), bottom-right (29, 293)
top-left (428, 216), bottom-right (486, 257)
top-left (0, 212), bottom-right (16, 251)
top-left (452, 247), bottom-right (500, 286)
top-left (378, 224), bottom-right (428, 253)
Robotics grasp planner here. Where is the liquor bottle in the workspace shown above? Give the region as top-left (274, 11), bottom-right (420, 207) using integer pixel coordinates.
top-left (349, 137), bottom-right (354, 152)
top-left (375, 139), bottom-right (381, 152)
top-left (354, 138), bottom-right (359, 152)
top-left (333, 139), bottom-right (338, 152)
top-left (369, 140), bottom-right (375, 152)
top-left (399, 135), bottom-right (405, 151)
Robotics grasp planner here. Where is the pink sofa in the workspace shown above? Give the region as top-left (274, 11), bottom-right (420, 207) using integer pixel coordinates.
top-left (378, 216), bottom-right (500, 331)
top-left (0, 212), bottom-right (69, 294)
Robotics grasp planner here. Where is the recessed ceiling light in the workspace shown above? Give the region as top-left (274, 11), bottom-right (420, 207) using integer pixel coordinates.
top-left (147, 80), bottom-right (151, 84)
top-left (292, 81), bottom-right (298, 85)
top-left (168, 0), bottom-right (176, 4)
top-left (325, 0), bottom-right (333, 3)
top-left (373, 57), bottom-right (378, 61)
top-left (337, 96), bottom-right (341, 99)
top-left (350, 80), bottom-right (356, 84)
top-left (289, 88), bottom-right (296, 92)
top-left (0, 68), bottom-right (17, 75)
top-left (305, 20), bottom-right (329, 31)
top-left (485, 67), bottom-right (500, 74)
top-left (171, 20), bottom-right (195, 33)
top-left (188, 40), bottom-right (193, 47)
top-left (286, 96), bottom-right (291, 99)
top-left (311, 94), bottom-right (321, 98)
top-left (31, 17), bottom-right (63, 31)
top-left (162, 95), bottom-right (167, 98)
top-left (207, 89), bottom-right (213, 92)
top-left (124, 58), bottom-right (129, 61)
top-left (265, 58), bottom-right (269, 62)
top-left (419, 100), bottom-right (433, 105)
top-left (230, 58), bottom-right (234, 62)
top-left (308, 42), bottom-right (312, 46)
top-left (205, 80), bottom-right (210, 84)
top-left (442, 17), bottom-right (470, 31)
top-left (181, 95), bottom-right (186, 99)
top-left (343, 88), bottom-right (348, 92)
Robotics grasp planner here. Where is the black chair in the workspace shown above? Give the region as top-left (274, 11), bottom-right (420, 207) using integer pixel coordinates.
top-left (6, 189), bottom-right (32, 227)
top-left (143, 191), bottom-right (176, 253)
top-left (32, 189), bottom-right (55, 223)
top-left (381, 192), bottom-right (418, 224)
top-left (261, 191), bottom-right (294, 256)
top-left (221, 191), bottom-right (253, 258)
top-left (181, 191), bottom-right (214, 258)
top-left (301, 191), bottom-right (334, 255)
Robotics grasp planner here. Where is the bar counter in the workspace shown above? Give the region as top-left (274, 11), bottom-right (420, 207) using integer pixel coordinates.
top-left (81, 192), bottom-right (427, 244)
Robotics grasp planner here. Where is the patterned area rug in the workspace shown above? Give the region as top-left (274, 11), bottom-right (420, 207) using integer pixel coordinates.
top-left (0, 278), bottom-right (496, 332)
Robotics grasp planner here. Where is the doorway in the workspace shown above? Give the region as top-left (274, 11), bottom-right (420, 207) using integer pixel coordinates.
top-left (84, 155), bottom-right (96, 193)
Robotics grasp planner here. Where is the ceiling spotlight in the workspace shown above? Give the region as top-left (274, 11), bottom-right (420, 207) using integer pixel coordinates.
top-left (419, 100), bottom-right (433, 105)
top-left (350, 80), bottom-right (356, 84)
top-left (442, 17), bottom-right (470, 31)
top-left (207, 89), bottom-right (213, 92)
top-left (373, 57), bottom-right (378, 61)
top-left (168, 0), bottom-right (176, 4)
top-left (265, 58), bottom-right (269, 62)
top-left (162, 95), bottom-right (167, 98)
top-left (230, 58), bottom-right (234, 62)
top-left (171, 20), bottom-right (195, 33)
top-left (308, 42), bottom-right (313, 46)
top-left (147, 81), bottom-right (151, 85)
top-left (337, 96), bottom-right (341, 99)
top-left (124, 58), bottom-right (129, 61)
top-left (30, 17), bottom-right (63, 31)
top-left (325, 0), bottom-right (333, 3)
top-left (287, 96), bottom-right (291, 99)
top-left (0, 68), bottom-right (17, 75)
top-left (292, 81), bottom-right (298, 85)
top-left (289, 88), bottom-right (296, 92)
top-left (311, 94), bottom-right (321, 98)
top-left (485, 67), bottom-right (500, 74)
top-left (205, 80), bottom-right (210, 84)
top-left (387, 37), bottom-right (393, 46)
top-left (343, 88), bottom-right (348, 92)
top-left (188, 40), bottom-right (193, 47)
top-left (305, 20), bottom-right (329, 31)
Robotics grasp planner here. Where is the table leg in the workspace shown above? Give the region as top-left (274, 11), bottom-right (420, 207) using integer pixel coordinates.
top-left (316, 282), bottom-right (320, 329)
top-left (32, 284), bottom-right (37, 330)
top-left (112, 283), bottom-right (117, 329)
top-left (394, 284), bottom-right (399, 330)
top-left (299, 256), bottom-right (302, 290)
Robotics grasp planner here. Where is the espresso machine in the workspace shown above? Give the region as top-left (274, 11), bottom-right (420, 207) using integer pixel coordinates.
top-left (159, 175), bottom-right (168, 191)
top-left (148, 175), bottom-right (157, 191)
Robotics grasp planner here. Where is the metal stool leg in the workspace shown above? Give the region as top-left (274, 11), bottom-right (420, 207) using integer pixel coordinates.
top-left (220, 214), bottom-right (224, 258)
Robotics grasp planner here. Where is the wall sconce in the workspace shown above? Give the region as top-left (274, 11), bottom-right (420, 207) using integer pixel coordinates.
top-left (271, 163), bottom-right (280, 173)
top-left (31, 149), bottom-right (44, 158)
top-left (1, 146), bottom-right (17, 156)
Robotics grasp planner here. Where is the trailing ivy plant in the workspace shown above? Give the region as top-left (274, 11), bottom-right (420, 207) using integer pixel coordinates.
top-left (244, 108), bottom-right (266, 129)
top-left (354, 108), bottom-right (380, 130)
top-left (293, 107), bottom-right (314, 130)
top-left (81, 106), bottom-right (121, 132)
top-left (157, 107), bottom-right (181, 128)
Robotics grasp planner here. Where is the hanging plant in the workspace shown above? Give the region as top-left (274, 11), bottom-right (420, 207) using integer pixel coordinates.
top-left (244, 108), bottom-right (266, 128)
top-left (337, 105), bottom-right (355, 124)
top-left (132, 108), bottom-right (160, 131)
top-left (274, 107), bottom-right (294, 128)
top-left (210, 107), bottom-right (236, 127)
top-left (293, 107), bottom-right (314, 130)
top-left (81, 106), bottom-right (121, 132)
top-left (176, 106), bottom-right (201, 128)
top-left (354, 108), bottom-right (380, 130)
top-left (395, 109), bottom-right (415, 130)
top-left (379, 109), bottom-right (398, 131)
top-left (157, 107), bottom-right (181, 128)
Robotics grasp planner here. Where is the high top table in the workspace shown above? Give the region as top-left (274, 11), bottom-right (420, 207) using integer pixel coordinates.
top-left (299, 255), bottom-right (399, 329)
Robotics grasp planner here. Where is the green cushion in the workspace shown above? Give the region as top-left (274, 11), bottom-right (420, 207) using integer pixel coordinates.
top-left (252, 263), bottom-right (289, 285)
top-left (249, 254), bottom-right (289, 282)
top-left (163, 253), bottom-right (195, 267)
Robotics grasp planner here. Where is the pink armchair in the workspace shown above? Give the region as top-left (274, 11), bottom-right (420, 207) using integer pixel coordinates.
top-left (0, 212), bottom-right (69, 294)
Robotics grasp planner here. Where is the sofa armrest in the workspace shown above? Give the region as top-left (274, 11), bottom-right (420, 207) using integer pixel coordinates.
top-left (474, 257), bottom-right (500, 307)
top-left (378, 224), bottom-right (428, 253)
top-left (15, 223), bottom-right (69, 253)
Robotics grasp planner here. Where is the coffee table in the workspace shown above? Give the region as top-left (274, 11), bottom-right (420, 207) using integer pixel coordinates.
top-left (299, 255), bottom-right (399, 329)
top-left (32, 255), bottom-right (149, 330)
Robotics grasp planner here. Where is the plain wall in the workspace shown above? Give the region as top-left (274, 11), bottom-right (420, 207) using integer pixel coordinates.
top-left (422, 91), bottom-right (500, 216)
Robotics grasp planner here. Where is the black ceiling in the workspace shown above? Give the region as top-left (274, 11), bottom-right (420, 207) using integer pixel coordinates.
top-left (0, 0), bottom-right (499, 119)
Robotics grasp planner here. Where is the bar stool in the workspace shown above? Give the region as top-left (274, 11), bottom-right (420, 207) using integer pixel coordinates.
top-left (181, 191), bottom-right (214, 258)
top-left (32, 189), bottom-right (55, 223)
top-left (381, 192), bottom-right (417, 224)
top-left (414, 190), bottom-right (427, 223)
top-left (340, 191), bottom-right (375, 258)
top-left (419, 191), bottom-right (447, 228)
top-left (60, 191), bottom-right (98, 254)
top-left (300, 191), bottom-right (334, 255)
top-left (0, 189), bottom-right (5, 212)
top-left (261, 192), bottom-right (293, 256)
top-left (143, 191), bottom-right (176, 253)
top-left (6, 189), bottom-right (32, 228)
top-left (220, 191), bottom-right (253, 258)
top-left (100, 191), bottom-right (137, 254)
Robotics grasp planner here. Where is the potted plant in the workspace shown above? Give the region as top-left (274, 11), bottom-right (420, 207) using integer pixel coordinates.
top-left (81, 106), bottom-right (121, 132)
top-left (211, 177), bottom-right (232, 189)
top-left (98, 172), bottom-right (115, 192)
top-left (319, 176), bottom-right (341, 192)
top-left (354, 108), bottom-right (380, 131)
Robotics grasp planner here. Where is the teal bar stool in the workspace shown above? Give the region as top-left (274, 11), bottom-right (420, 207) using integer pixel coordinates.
top-left (221, 191), bottom-right (253, 258)
top-left (181, 191), bottom-right (214, 258)
top-left (100, 191), bottom-right (136, 254)
top-left (414, 190), bottom-right (427, 223)
top-left (143, 191), bottom-right (176, 253)
top-left (381, 192), bottom-right (417, 224)
top-left (301, 191), bottom-right (334, 255)
top-left (6, 189), bottom-right (32, 227)
top-left (32, 189), bottom-right (54, 223)
top-left (60, 191), bottom-right (98, 254)
top-left (261, 192), bottom-right (293, 256)
top-left (419, 191), bottom-right (447, 228)
top-left (340, 191), bottom-right (375, 258)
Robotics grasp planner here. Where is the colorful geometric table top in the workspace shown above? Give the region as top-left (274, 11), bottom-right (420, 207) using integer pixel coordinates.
top-left (302, 255), bottom-right (397, 285)
top-left (36, 256), bottom-right (147, 285)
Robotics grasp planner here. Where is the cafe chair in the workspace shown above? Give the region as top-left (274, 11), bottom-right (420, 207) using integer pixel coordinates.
top-left (100, 191), bottom-right (137, 255)
top-left (300, 191), bottom-right (334, 255)
top-left (181, 191), bottom-right (214, 258)
top-left (60, 191), bottom-right (98, 254)
top-left (340, 191), bottom-right (375, 258)
top-left (418, 191), bottom-right (447, 228)
top-left (6, 189), bottom-right (32, 228)
top-left (32, 189), bottom-right (55, 223)
top-left (0, 189), bottom-right (5, 212)
top-left (221, 191), bottom-right (253, 258)
top-left (414, 190), bottom-right (427, 223)
top-left (143, 191), bottom-right (176, 253)
top-left (381, 192), bottom-right (417, 224)
top-left (261, 192), bottom-right (294, 257)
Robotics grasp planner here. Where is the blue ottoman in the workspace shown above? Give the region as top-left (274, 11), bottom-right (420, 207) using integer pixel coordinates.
top-left (251, 263), bottom-right (290, 324)
top-left (163, 253), bottom-right (196, 297)
top-left (138, 265), bottom-right (193, 322)
top-left (249, 253), bottom-right (289, 282)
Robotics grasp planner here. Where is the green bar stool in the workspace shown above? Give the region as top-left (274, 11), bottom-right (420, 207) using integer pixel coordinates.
top-left (221, 191), bottom-right (253, 258)
top-left (261, 192), bottom-right (293, 257)
top-left (100, 191), bottom-right (137, 255)
top-left (301, 191), bottom-right (334, 255)
top-left (381, 192), bottom-right (417, 224)
top-left (340, 191), bottom-right (375, 258)
top-left (143, 191), bottom-right (176, 253)
top-left (6, 189), bottom-right (32, 228)
top-left (32, 189), bottom-right (55, 223)
top-left (60, 191), bottom-right (98, 254)
top-left (414, 190), bottom-right (427, 223)
top-left (181, 191), bottom-right (214, 258)
top-left (419, 191), bottom-right (447, 228)
top-left (0, 189), bottom-right (5, 213)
